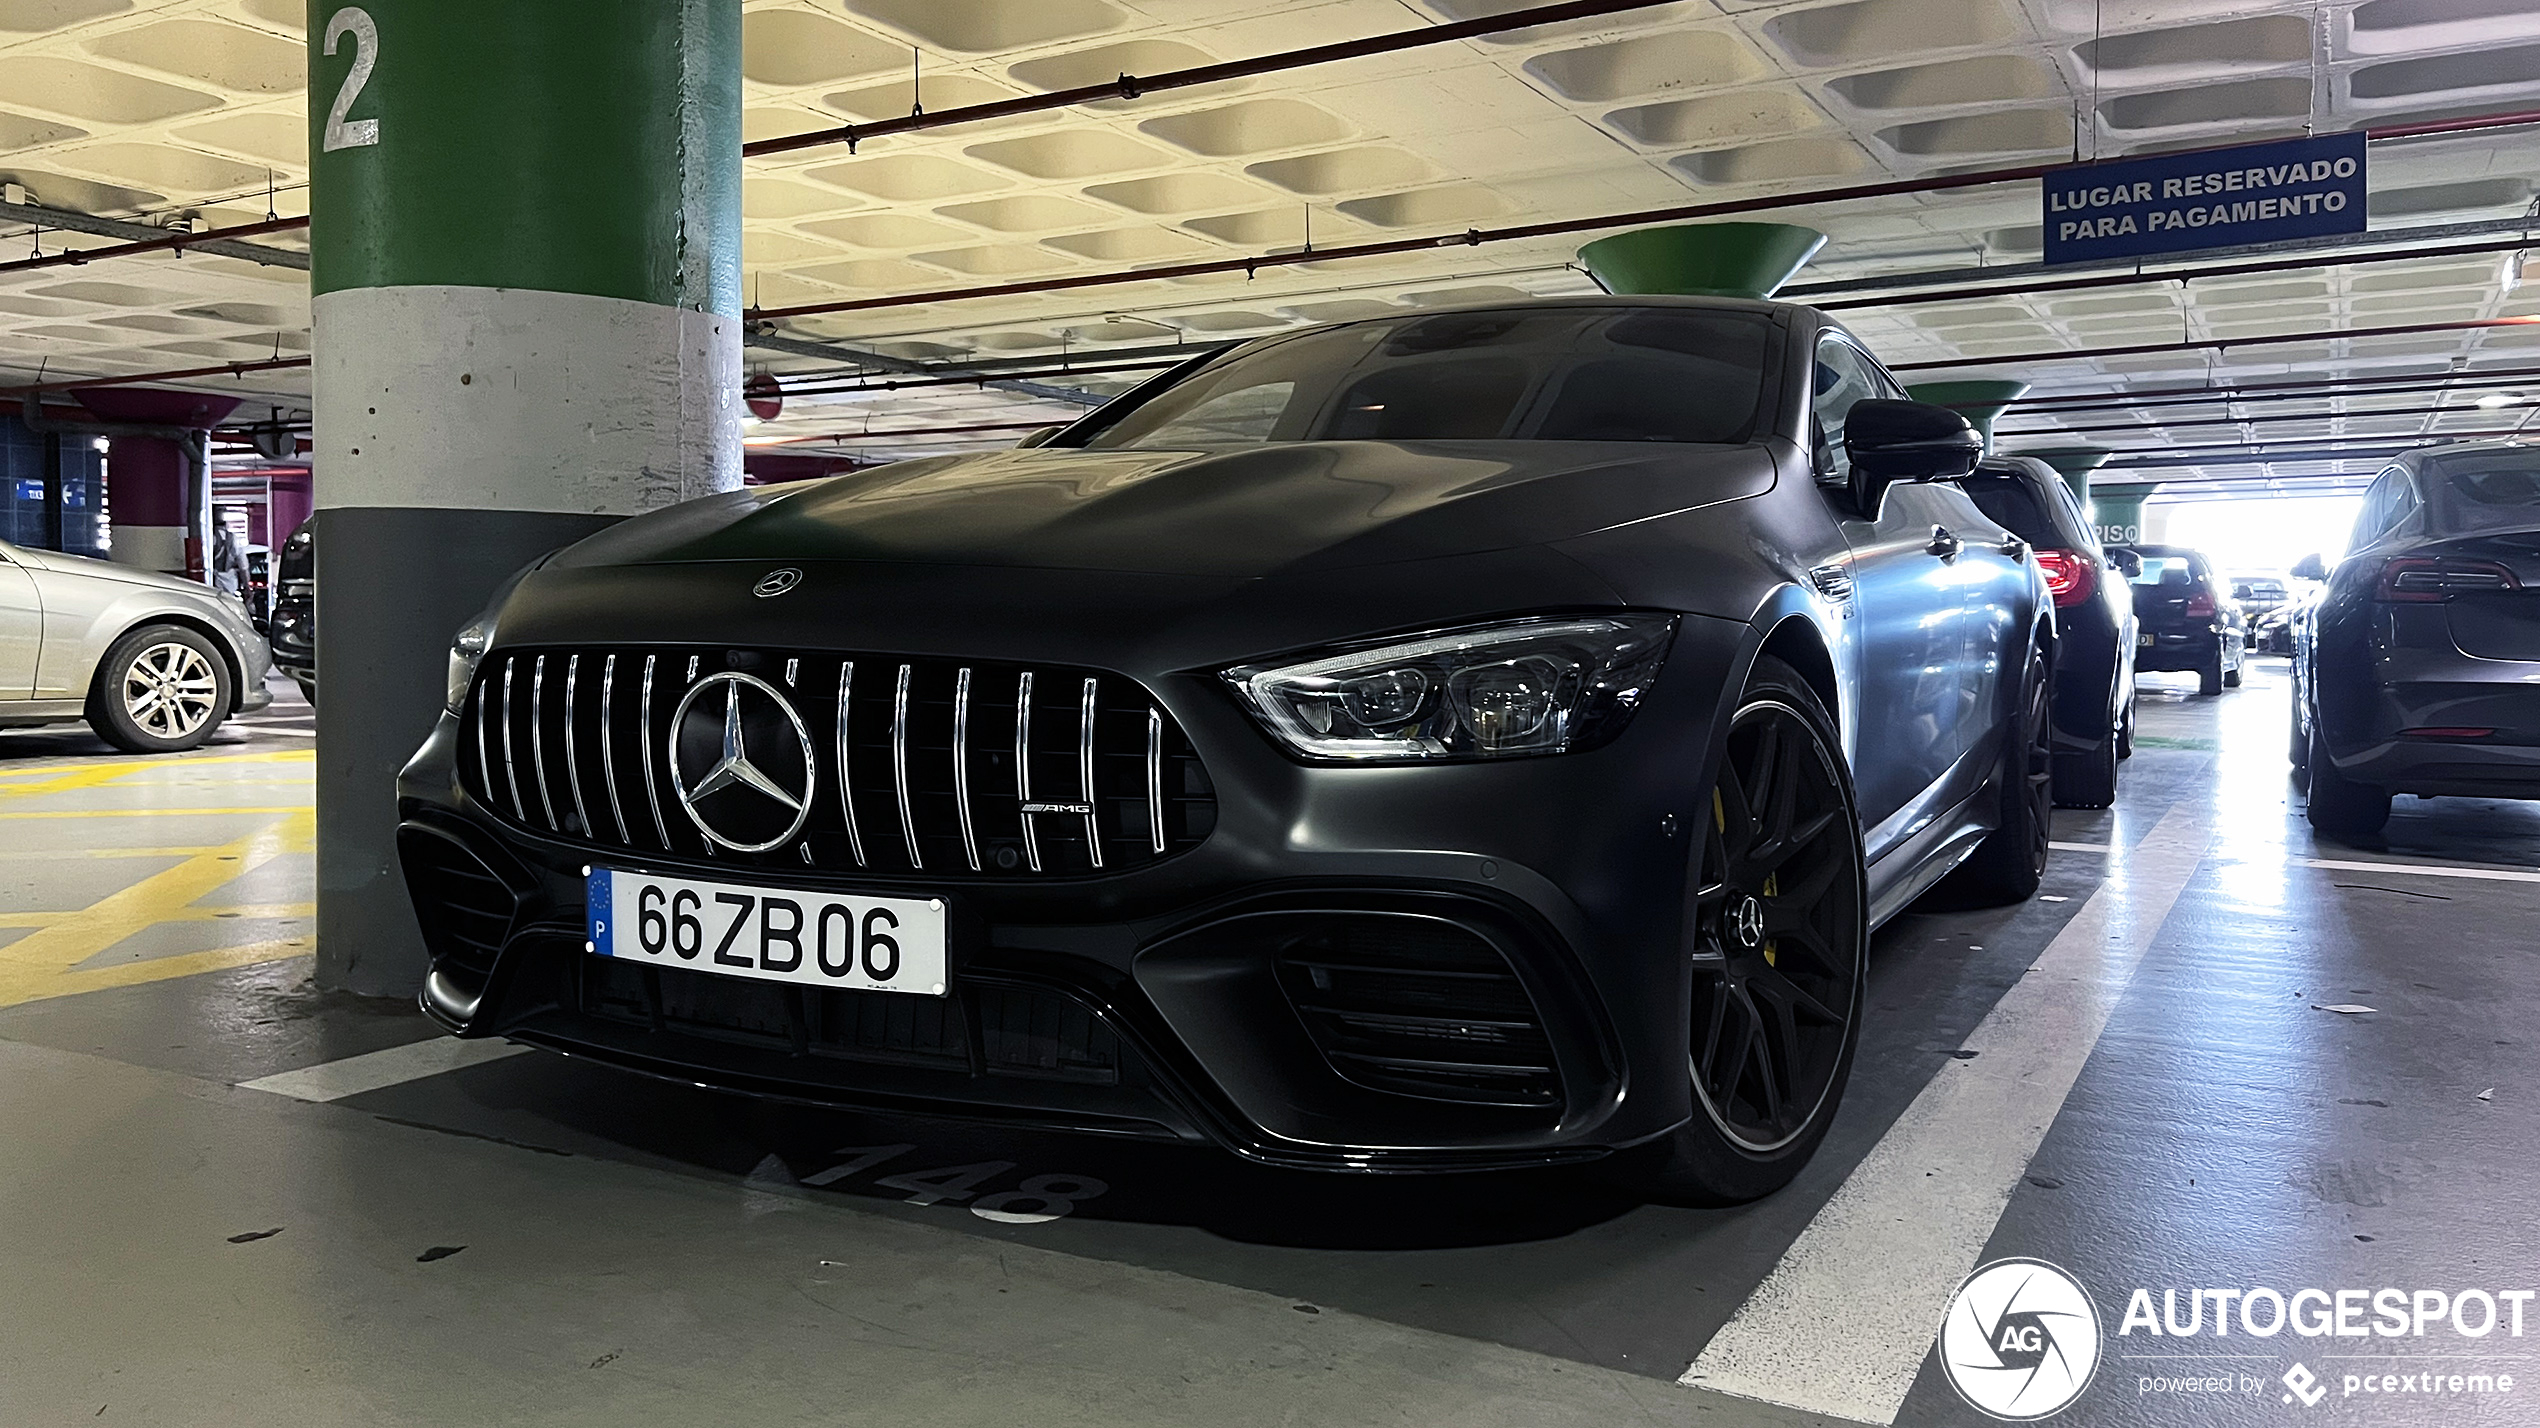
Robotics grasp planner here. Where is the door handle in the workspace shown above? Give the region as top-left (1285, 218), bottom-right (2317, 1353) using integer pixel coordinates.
top-left (1809, 563), bottom-right (1854, 602)
top-left (1927, 525), bottom-right (1962, 560)
top-left (1996, 534), bottom-right (2026, 560)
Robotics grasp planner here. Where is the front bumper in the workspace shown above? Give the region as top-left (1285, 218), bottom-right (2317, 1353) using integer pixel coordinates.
top-left (395, 611), bottom-right (1751, 1173)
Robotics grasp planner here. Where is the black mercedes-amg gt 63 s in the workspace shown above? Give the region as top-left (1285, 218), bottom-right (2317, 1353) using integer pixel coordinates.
top-left (397, 297), bottom-right (2054, 1202)
top-left (2293, 442), bottom-right (2540, 842)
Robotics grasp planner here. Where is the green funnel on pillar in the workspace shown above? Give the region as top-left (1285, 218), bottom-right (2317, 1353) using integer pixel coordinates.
top-left (1577, 222), bottom-right (1826, 300)
top-left (2022, 446), bottom-right (2113, 509)
top-left (1906, 380), bottom-right (2029, 452)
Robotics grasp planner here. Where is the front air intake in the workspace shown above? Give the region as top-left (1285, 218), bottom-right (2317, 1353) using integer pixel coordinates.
top-left (396, 821), bottom-right (527, 976)
top-left (1272, 914), bottom-right (1560, 1108)
top-left (454, 647), bottom-right (1214, 878)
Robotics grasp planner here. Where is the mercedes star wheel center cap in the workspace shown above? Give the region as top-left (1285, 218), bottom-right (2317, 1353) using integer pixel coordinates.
top-left (666, 672), bottom-right (816, 852)
top-left (1731, 895), bottom-right (1766, 951)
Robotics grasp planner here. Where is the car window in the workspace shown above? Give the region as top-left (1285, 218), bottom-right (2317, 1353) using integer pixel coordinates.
top-left (2352, 469), bottom-right (2405, 547)
top-left (1810, 337), bottom-right (1882, 478)
top-left (1082, 307), bottom-right (1772, 450)
top-left (1961, 477), bottom-right (2062, 547)
top-left (2426, 450), bottom-right (2540, 533)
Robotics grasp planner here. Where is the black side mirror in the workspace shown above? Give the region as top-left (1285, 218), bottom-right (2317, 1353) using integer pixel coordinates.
top-left (1013, 425), bottom-right (1063, 449)
top-left (2107, 547), bottom-right (2143, 578)
top-left (2290, 552), bottom-right (2327, 581)
top-left (1845, 399), bottom-right (1982, 515)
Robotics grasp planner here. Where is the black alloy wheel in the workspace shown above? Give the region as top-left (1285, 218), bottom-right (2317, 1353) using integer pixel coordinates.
top-left (1628, 656), bottom-right (1867, 1205)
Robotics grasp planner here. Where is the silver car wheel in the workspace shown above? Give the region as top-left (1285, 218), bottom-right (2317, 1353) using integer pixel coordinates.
top-left (122, 642), bottom-right (220, 741)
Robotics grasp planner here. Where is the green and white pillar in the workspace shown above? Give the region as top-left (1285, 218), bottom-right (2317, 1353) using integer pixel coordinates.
top-left (308, 0), bottom-right (741, 994)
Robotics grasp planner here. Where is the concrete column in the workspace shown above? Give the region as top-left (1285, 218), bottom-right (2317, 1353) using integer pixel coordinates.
top-left (309, 0), bottom-right (741, 995)
top-left (2026, 446), bottom-right (2113, 512)
top-left (1905, 381), bottom-right (2029, 453)
top-left (79, 390), bottom-right (238, 578)
top-left (2090, 486), bottom-right (2155, 547)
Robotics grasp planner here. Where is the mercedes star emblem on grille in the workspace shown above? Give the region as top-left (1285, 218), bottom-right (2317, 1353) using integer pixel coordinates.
top-left (753, 568), bottom-right (802, 598)
top-left (666, 672), bottom-right (816, 852)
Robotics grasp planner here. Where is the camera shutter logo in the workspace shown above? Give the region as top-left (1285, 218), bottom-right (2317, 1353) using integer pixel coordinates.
top-left (1938, 1257), bottom-right (2103, 1420)
top-left (667, 672), bottom-right (815, 853)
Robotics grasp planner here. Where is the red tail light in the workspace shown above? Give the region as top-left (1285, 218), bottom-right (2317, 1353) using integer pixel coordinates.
top-left (2183, 589), bottom-right (2215, 618)
top-left (2376, 556), bottom-right (2522, 602)
top-left (2033, 549), bottom-right (2097, 608)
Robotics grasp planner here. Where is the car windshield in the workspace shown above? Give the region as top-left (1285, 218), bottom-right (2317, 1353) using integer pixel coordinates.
top-left (2129, 555), bottom-right (2199, 588)
top-left (2429, 450), bottom-right (2540, 533)
top-left (1080, 307), bottom-right (1773, 450)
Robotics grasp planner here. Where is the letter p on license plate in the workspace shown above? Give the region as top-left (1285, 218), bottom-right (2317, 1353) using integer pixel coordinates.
top-left (587, 868), bottom-right (949, 996)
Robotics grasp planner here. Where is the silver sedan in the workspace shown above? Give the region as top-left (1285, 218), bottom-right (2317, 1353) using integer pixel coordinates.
top-left (0, 541), bottom-right (273, 752)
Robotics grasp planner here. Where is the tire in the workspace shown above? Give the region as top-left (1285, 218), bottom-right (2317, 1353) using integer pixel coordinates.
top-left (2305, 715), bottom-right (2391, 842)
top-left (88, 623), bottom-right (233, 753)
top-left (2053, 734), bottom-right (2118, 809)
top-left (1946, 633), bottom-right (2054, 904)
top-left (2223, 657), bottom-right (2244, 689)
top-left (2288, 682), bottom-right (2311, 771)
top-left (2116, 695), bottom-right (2135, 760)
top-left (1626, 655), bottom-right (1867, 1206)
top-left (292, 674), bottom-right (317, 708)
top-left (2197, 643), bottom-right (2224, 696)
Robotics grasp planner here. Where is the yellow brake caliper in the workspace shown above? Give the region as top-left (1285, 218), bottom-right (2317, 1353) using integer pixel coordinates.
top-left (1714, 787), bottom-right (1779, 967)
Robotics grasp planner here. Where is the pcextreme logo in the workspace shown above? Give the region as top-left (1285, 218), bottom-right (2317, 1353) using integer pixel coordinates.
top-left (1939, 1258), bottom-right (2104, 1420)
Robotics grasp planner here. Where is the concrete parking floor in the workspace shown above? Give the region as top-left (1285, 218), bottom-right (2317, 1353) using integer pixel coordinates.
top-left (0, 662), bottom-right (2533, 1427)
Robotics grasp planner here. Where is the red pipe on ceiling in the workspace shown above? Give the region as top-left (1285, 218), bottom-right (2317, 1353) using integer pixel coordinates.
top-left (0, 215), bottom-right (309, 277)
top-left (1890, 315), bottom-right (2540, 374)
top-left (1814, 234), bottom-right (2535, 313)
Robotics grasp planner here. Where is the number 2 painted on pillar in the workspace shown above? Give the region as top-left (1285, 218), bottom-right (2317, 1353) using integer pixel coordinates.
top-left (322, 7), bottom-right (381, 152)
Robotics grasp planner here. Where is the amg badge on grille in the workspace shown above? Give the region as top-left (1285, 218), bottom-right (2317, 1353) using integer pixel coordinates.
top-left (1020, 801), bottom-right (1096, 816)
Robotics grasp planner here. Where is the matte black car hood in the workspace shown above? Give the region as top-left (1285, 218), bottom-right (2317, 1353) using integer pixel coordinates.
top-left (551, 441), bottom-right (1775, 580)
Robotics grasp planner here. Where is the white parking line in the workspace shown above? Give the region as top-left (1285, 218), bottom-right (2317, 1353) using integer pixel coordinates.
top-left (239, 1037), bottom-right (530, 1102)
top-left (2049, 840), bottom-right (2110, 852)
top-left (1684, 800), bottom-right (2214, 1424)
top-left (2300, 858), bottom-right (2540, 884)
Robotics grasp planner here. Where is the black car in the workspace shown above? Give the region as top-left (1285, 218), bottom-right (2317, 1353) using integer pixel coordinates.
top-left (396, 298), bottom-right (2054, 1203)
top-left (2123, 543), bottom-right (2246, 694)
top-left (270, 524), bottom-right (314, 705)
top-left (2292, 442), bottom-right (2540, 840)
top-left (1957, 455), bottom-right (2140, 807)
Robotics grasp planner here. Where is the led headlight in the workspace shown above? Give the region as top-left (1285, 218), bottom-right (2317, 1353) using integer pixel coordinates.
top-left (445, 617), bottom-right (492, 712)
top-left (1226, 614), bottom-right (1676, 762)
top-left (441, 550), bottom-right (560, 712)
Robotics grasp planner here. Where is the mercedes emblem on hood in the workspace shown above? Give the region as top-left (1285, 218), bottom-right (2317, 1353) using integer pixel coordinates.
top-left (754, 568), bottom-right (803, 598)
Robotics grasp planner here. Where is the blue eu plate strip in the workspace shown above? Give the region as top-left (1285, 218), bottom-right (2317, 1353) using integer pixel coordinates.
top-left (586, 867), bottom-right (614, 956)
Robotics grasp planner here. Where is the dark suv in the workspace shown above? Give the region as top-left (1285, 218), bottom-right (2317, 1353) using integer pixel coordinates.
top-left (2123, 544), bottom-right (2245, 695)
top-left (1959, 456), bottom-right (2139, 806)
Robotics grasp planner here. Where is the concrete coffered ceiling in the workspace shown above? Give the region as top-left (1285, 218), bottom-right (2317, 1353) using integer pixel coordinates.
top-left (3, 0), bottom-right (2540, 484)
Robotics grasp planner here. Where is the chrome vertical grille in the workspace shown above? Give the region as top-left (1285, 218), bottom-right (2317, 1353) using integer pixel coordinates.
top-left (458, 646), bottom-right (1215, 879)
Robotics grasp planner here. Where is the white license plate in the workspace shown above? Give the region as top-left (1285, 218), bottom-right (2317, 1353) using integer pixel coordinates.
top-left (586, 868), bottom-right (948, 997)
